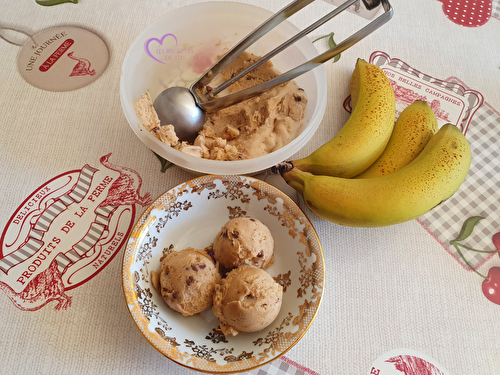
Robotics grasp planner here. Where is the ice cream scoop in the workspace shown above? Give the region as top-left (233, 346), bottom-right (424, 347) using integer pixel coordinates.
top-left (153, 0), bottom-right (393, 142)
top-left (212, 265), bottom-right (283, 336)
top-left (153, 87), bottom-right (205, 142)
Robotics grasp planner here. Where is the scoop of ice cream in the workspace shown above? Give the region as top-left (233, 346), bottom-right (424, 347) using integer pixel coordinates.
top-left (213, 217), bottom-right (274, 271)
top-left (154, 248), bottom-right (221, 317)
top-left (212, 265), bottom-right (283, 336)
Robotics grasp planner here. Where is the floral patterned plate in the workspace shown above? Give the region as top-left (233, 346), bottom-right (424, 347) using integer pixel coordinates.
top-left (121, 175), bottom-right (324, 373)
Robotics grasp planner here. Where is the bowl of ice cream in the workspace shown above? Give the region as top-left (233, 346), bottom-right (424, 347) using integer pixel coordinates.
top-left (121, 175), bottom-right (324, 373)
top-left (120, 1), bottom-right (327, 175)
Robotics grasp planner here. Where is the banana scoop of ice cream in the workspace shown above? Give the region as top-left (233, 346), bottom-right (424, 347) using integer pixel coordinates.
top-left (212, 265), bottom-right (283, 336)
top-left (213, 217), bottom-right (274, 271)
top-left (152, 248), bottom-right (221, 317)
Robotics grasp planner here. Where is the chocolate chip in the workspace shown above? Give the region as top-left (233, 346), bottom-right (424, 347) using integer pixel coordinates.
top-left (257, 251), bottom-right (264, 258)
top-left (191, 264), bottom-right (198, 271)
top-left (151, 126), bottom-right (160, 133)
top-left (294, 95), bottom-right (302, 102)
top-left (222, 229), bottom-right (229, 239)
top-left (199, 263), bottom-right (206, 269)
top-left (250, 218), bottom-right (255, 222)
top-left (172, 291), bottom-right (179, 300)
top-left (232, 230), bottom-right (239, 239)
top-left (205, 249), bottom-right (216, 263)
top-left (186, 276), bottom-right (195, 286)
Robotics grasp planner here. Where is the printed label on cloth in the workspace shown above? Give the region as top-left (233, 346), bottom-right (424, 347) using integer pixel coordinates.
top-left (0, 154), bottom-right (152, 311)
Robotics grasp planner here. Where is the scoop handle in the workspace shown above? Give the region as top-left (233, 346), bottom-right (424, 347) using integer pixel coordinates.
top-left (192, 0), bottom-right (316, 90)
top-left (196, 0), bottom-right (392, 113)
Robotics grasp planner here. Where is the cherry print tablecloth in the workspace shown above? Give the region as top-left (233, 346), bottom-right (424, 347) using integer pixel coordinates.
top-left (1, 1), bottom-right (500, 374)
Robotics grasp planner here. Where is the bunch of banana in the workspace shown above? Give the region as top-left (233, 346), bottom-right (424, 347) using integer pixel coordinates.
top-left (282, 124), bottom-right (471, 227)
top-left (354, 100), bottom-right (438, 178)
top-left (274, 60), bottom-right (471, 227)
top-left (289, 58), bottom-right (396, 178)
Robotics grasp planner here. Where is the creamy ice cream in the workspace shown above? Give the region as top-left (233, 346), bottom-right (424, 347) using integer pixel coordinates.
top-left (212, 265), bottom-right (283, 336)
top-left (151, 248), bottom-right (221, 317)
top-left (134, 51), bottom-right (307, 160)
top-left (134, 92), bottom-right (179, 146)
top-left (213, 217), bottom-right (274, 271)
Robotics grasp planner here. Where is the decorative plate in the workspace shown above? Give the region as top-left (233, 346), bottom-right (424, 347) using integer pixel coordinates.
top-left (121, 175), bottom-right (324, 373)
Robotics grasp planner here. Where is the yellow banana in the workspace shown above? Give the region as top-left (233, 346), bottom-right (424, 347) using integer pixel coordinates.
top-left (290, 58), bottom-right (396, 178)
top-left (355, 100), bottom-right (438, 179)
top-left (282, 124), bottom-right (471, 227)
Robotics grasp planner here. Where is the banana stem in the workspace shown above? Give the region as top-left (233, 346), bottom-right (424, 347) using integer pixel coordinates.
top-left (271, 161), bottom-right (294, 176)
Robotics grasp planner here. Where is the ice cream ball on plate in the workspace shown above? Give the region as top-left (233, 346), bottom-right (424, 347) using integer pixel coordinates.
top-left (212, 265), bottom-right (283, 336)
top-left (213, 217), bottom-right (274, 271)
top-left (151, 247), bottom-right (221, 316)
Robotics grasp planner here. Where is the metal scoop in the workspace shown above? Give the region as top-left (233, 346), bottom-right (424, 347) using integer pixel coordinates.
top-left (153, 0), bottom-right (393, 142)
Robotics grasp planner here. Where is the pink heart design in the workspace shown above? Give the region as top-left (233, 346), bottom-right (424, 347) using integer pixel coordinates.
top-left (144, 33), bottom-right (178, 64)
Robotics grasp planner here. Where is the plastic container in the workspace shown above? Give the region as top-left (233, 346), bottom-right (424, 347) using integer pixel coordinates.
top-left (120, 1), bottom-right (327, 175)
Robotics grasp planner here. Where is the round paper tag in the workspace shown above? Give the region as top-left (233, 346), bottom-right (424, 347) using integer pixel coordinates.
top-left (17, 26), bottom-right (108, 91)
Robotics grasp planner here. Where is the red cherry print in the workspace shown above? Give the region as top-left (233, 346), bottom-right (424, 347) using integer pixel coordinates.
top-left (482, 267), bottom-right (500, 305)
top-left (493, 232), bottom-right (500, 252)
top-left (437, 0), bottom-right (492, 27)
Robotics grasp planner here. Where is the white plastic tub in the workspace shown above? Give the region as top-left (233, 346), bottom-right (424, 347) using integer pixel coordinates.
top-left (120, 1), bottom-right (327, 175)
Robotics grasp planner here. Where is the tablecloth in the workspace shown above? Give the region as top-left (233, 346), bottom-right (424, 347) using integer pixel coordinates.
top-left (1, 1), bottom-right (500, 374)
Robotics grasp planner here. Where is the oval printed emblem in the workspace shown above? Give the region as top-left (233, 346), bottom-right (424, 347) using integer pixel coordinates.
top-left (0, 153), bottom-right (152, 311)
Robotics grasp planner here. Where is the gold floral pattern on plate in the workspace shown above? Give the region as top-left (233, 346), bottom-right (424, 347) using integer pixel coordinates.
top-left (121, 175), bottom-right (324, 373)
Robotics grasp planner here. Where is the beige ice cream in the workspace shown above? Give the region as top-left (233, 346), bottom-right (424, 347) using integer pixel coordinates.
top-left (213, 217), bottom-right (274, 271)
top-left (151, 248), bottom-right (221, 317)
top-left (212, 265), bottom-right (283, 336)
top-left (134, 92), bottom-right (179, 146)
top-left (194, 51), bottom-right (308, 160)
top-left (134, 51), bottom-right (307, 160)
